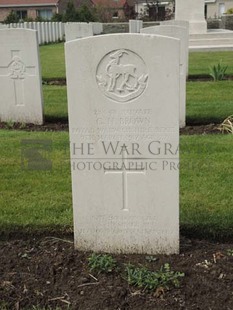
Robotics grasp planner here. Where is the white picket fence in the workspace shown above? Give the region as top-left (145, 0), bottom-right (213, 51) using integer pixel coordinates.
top-left (3, 22), bottom-right (103, 44)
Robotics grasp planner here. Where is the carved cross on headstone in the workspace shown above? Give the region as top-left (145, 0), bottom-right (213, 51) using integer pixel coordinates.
top-left (0, 50), bottom-right (36, 106)
top-left (104, 148), bottom-right (145, 211)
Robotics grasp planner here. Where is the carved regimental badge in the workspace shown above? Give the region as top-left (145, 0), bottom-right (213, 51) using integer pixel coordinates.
top-left (96, 49), bottom-right (148, 103)
top-left (9, 56), bottom-right (26, 79)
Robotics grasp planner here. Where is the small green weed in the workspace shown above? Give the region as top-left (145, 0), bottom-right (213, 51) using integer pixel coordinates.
top-left (125, 263), bottom-right (184, 291)
top-left (0, 301), bottom-right (9, 310)
top-left (5, 120), bottom-right (15, 129)
top-left (209, 60), bottom-right (228, 81)
top-left (227, 249), bottom-right (233, 256)
top-left (19, 122), bottom-right (26, 129)
top-left (88, 253), bottom-right (117, 274)
top-left (145, 255), bottom-right (158, 262)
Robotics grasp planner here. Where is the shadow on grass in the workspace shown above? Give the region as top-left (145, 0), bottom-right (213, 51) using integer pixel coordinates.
top-left (186, 116), bottom-right (225, 126)
top-left (44, 115), bottom-right (68, 123)
top-left (1, 224), bottom-right (233, 243)
top-left (181, 225), bottom-right (233, 243)
top-left (0, 225), bottom-right (73, 241)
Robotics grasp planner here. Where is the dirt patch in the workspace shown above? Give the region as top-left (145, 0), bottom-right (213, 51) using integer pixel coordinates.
top-left (0, 122), bottom-right (69, 132)
top-left (42, 75), bottom-right (233, 85)
top-left (180, 123), bottom-right (221, 135)
top-left (188, 75), bottom-right (233, 82)
top-left (1, 236), bottom-right (233, 309)
top-left (0, 121), bottom-right (222, 135)
top-left (43, 79), bottom-right (66, 86)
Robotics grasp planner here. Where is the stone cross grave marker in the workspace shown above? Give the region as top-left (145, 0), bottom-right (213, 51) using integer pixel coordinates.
top-left (65, 34), bottom-right (180, 254)
top-left (175, 0), bottom-right (207, 34)
top-left (0, 29), bottom-right (43, 124)
top-left (141, 25), bottom-right (188, 128)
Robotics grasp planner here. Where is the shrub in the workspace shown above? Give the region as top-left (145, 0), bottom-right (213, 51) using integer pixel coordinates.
top-left (226, 8), bottom-right (233, 14)
top-left (4, 10), bottom-right (19, 24)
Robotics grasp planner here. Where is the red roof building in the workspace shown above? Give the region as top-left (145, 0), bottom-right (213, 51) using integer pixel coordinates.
top-left (0, 0), bottom-right (59, 21)
top-left (0, 0), bottom-right (135, 22)
top-left (0, 0), bottom-right (92, 21)
top-left (91, 0), bottom-right (135, 21)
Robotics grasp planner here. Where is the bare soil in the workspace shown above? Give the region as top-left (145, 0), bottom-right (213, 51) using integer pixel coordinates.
top-left (0, 121), bottom-right (221, 135)
top-left (42, 75), bottom-right (233, 85)
top-left (1, 236), bottom-right (233, 310)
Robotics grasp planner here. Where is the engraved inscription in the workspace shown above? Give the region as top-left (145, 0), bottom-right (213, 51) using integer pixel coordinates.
top-left (104, 149), bottom-right (145, 211)
top-left (0, 50), bottom-right (36, 106)
top-left (96, 49), bottom-right (148, 103)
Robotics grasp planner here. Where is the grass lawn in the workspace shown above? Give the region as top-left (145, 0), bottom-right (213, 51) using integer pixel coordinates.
top-left (189, 51), bottom-right (233, 76)
top-left (42, 81), bottom-right (233, 124)
top-left (0, 130), bottom-right (232, 239)
top-left (0, 130), bottom-right (72, 236)
top-left (0, 43), bottom-right (232, 240)
top-left (180, 134), bottom-right (233, 239)
top-left (39, 43), bottom-right (233, 79)
top-left (40, 43), bottom-right (66, 79)
top-left (43, 85), bottom-right (68, 122)
top-left (186, 81), bottom-right (233, 124)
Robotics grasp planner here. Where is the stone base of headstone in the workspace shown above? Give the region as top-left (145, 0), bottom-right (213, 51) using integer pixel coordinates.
top-left (189, 21), bottom-right (207, 34)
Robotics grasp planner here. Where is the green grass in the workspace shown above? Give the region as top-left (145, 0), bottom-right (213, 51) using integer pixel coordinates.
top-left (40, 43), bottom-right (66, 79)
top-left (0, 44), bottom-right (232, 240)
top-left (42, 82), bottom-right (233, 125)
top-left (189, 51), bottom-right (233, 76)
top-left (180, 134), bottom-right (233, 239)
top-left (43, 85), bottom-right (68, 122)
top-left (186, 81), bottom-right (233, 124)
top-left (0, 130), bottom-right (72, 236)
top-left (39, 44), bottom-right (233, 79)
top-left (0, 131), bottom-right (232, 239)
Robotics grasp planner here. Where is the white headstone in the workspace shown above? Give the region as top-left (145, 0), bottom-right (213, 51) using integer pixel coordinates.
top-left (44, 22), bottom-right (49, 43)
top-left (48, 22), bottom-right (52, 42)
top-left (0, 24), bottom-right (8, 29)
top-left (41, 22), bottom-right (45, 44)
top-left (161, 20), bottom-right (189, 76)
top-left (129, 20), bottom-right (143, 33)
top-left (0, 29), bottom-right (43, 124)
top-left (175, 0), bottom-right (207, 34)
top-left (51, 22), bottom-right (55, 42)
top-left (91, 22), bottom-right (103, 35)
top-left (65, 34), bottom-right (180, 254)
top-left (58, 22), bottom-right (63, 41)
top-left (65, 22), bottom-right (93, 41)
top-left (141, 25), bottom-right (188, 128)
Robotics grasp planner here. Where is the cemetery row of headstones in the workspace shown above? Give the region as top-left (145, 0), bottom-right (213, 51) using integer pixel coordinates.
top-left (66, 0), bottom-right (206, 256)
top-left (0, 22), bottom-right (103, 44)
top-left (0, 20), bottom-right (188, 127)
top-left (0, 22), bottom-right (189, 254)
